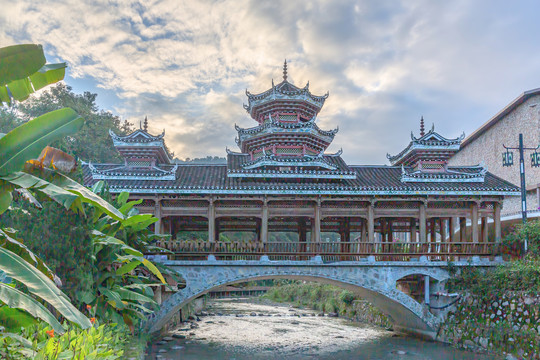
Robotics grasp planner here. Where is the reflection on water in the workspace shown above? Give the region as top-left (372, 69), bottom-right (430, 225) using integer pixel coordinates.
top-left (147, 299), bottom-right (500, 360)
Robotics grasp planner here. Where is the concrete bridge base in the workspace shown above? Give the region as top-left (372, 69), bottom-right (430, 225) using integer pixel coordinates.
top-left (145, 257), bottom-right (502, 339)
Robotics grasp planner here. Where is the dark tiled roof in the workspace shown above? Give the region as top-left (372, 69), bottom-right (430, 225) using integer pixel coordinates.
top-left (82, 163), bottom-right (520, 195)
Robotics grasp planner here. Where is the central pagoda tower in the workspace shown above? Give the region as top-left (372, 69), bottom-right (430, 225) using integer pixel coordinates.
top-left (229, 61), bottom-right (355, 180)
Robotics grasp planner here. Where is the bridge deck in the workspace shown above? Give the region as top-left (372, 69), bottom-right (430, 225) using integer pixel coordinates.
top-left (153, 240), bottom-right (499, 262)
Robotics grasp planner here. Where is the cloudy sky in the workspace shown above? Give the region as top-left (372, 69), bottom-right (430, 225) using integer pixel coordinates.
top-left (2, 0), bottom-right (540, 164)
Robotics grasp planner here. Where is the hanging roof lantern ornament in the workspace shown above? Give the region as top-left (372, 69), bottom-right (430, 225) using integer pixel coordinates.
top-left (143, 116), bottom-right (148, 132)
top-left (420, 116), bottom-right (425, 137)
top-left (283, 59), bottom-right (288, 81)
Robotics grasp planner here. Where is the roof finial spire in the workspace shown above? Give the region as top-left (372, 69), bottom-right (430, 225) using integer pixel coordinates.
top-left (420, 116), bottom-right (425, 137)
top-left (143, 116), bottom-right (148, 132)
top-left (283, 59), bottom-right (288, 81)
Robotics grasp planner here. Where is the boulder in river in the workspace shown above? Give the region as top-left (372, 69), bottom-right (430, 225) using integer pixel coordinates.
top-left (172, 334), bottom-right (186, 339)
top-left (250, 312), bottom-right (257, 316)
top-left (328, 313), bottom-right (339, 317)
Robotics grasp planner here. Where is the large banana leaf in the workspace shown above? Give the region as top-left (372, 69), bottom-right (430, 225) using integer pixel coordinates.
top-left (0, 283), bottom-right (64, 334)
top-left (0, 44), bottom-right (67, 104)
top-left (1, 171), bottom-right (82, 213)
top-left (0, 246), bottom-right (91, 330)
top-left (28, 169), bottom-right (124, 221)
top-left (0, 108), bottom-right (83, 176)
top-left (117, 288), bottom-right (156, 304)
top-left (0, 229), bottom-right (60, 285)
top-left (0, 44), bottom-right (45, 86)
top-left (92, 230), bottom-right (166, 284)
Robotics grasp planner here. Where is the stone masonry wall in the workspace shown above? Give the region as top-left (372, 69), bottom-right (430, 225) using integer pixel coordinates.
top-left (448, 94), bottom-right (540, 216)
top-left (437, 292), bottom-right (540, 359)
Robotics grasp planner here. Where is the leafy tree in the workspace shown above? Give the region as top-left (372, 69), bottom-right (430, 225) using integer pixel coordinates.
top-left (1, 83), bottom-right (133, 163)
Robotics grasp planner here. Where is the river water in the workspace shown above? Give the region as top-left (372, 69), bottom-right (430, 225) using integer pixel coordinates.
top-left (147, 298), bottom-right (499, 360)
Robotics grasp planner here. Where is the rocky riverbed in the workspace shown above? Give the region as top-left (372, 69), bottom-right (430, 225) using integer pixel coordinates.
top-left (146, 298), bottom-right (500, 359)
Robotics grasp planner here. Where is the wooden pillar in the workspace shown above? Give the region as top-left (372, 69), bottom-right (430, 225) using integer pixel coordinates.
top-left (255, 218), bottom-right (261, 242)
top-left (208, 198), bottom-right (215, 243)
top-left (450, 217), bottom-right (458, 242)
top-left (430, 219), bottom-right (436, 243)
top-left (298, 218), bottom-right (307, 243)
top-left (261, 198), bottom-right (268, 244)
top-left (440, 218), bottom-right (447, 243)
top-left (380, 219), bottom-right (387, 243)
top-left (361, 219), bottom-right (367, 242)
top-left (409, 217), bottom-right (416, 242)
top-left (480, 217), bottom-right (488, 243)
top-left (459, 217), bottom-right (466, 242)
top-left (471, 203), bottom-right (479, 243)
top-left (314, 198), bottom-right (321, 243)
top-left (494, 202), bottom-right (502, 242)
top-left (388, 219), bottom-right (393, 243)
top-left (169, 217), bottom-right (175, 239)
top-left (419, 203), bottom-right (427, 243)
top-left (368, 203), bottom-right (375, 242)
top-left (154, 198), bottom-right (162, 235)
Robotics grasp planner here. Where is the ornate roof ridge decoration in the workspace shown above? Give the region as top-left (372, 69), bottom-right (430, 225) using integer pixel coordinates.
top-left (227, 165), bottom-right (356, 179)
top-left (241, 153), bottom-right (338, 170)
top-left (225, 147), bottom-right (248, 155)
top-left (387, 121), bottom-right (465, 166)
top-left (400, 164), bottom-right (487, 183)
top-left (243, 61), bottom-right (329, 115)
top-left (85, 161), bottom-right (178, 181)
top-left (326, 148), bottom-right (343, 157)
top-left (235, 115), bottom-right (338, 137)
top-left (109, 129), bottom-right (165, 144)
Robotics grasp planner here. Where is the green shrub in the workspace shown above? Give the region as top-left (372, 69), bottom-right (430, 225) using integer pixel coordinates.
top-left (0, 307), bottom-right (37, 333)
top-left (448, 258), bottom-right (540, 296)
top-left (502, 220), bottom-right (540, 258)
top-left (339, 290), bottom-right (355, 306)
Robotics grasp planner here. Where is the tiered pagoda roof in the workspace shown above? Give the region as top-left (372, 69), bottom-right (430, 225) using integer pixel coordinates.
top-left (243, 60), bottom-right (329, 123)
top-left (82, 65), bottom-right (520, 197)
top-left (387, 118), bottom-right (485, 183)
top-left (233, 61), bottom-right (344, 180)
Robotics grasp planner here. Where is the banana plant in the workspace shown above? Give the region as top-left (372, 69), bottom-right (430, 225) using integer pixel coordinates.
top-left (0, 230), bottom-right (91, 333)
top-left (0, 44), bottom-right (67, 105)
top-left (81, 185), bottom-right (181, 331)
top-left (0, 44), bottom-right (124, 333)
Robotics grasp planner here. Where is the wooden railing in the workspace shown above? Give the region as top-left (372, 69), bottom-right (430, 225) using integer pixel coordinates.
top-left (152, 240), bottom-right (499, 262)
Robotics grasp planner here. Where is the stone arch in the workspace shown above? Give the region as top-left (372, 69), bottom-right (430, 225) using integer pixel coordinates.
top-left (389, 267), bottom-right (450, 286)
top-left (145, 265), bottom-right (444, 338)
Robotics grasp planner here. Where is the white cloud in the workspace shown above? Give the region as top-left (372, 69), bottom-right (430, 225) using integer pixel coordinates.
top-left (2, 0), bottom-right (540, 162)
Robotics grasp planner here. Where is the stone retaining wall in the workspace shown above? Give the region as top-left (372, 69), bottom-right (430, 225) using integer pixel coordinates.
top-left (437, 292), bottom-right (540, 359)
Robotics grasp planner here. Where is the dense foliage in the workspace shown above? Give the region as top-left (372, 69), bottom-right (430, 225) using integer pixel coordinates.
top-left (501, 220), bottom-right (540, 258)
top-left (0, 321), bottom-right (129, 359)
top-left (449, 220), bottom-right (540, 296)
top-left (265, 281), bottom-right (358, 315)
top-left (0, 200), bottom-right (93, 306)
top-left (0, 45), bottom-right (160, 359)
